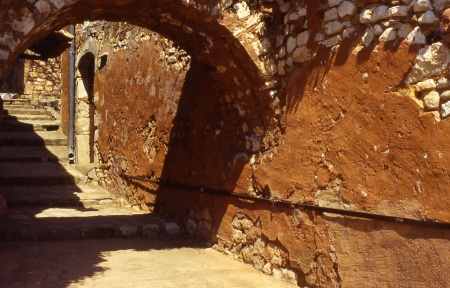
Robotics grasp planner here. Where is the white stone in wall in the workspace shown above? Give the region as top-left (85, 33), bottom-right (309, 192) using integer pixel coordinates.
top-left (418, 11), bottom-right (439, 24)
top-left (397, 23), bottom-right (413, 38)
top-left (48, 0), bottom-right (70, 9)
top-left (415, 79), bottom-right (436, 91)
top-left (343, 27), bottom-right (355, 38)
top-left (324, 8), bottom-right (339, 22)
top-left (423, 91), bottom-right (440, 110)
top-left (440, 100), bottom-right (450, 118)
top-left (437, 78), bottom-right (450, 89)
top-left (440, 90), bottom-right (450, 101)
top-left (414, 0), bottom-right (433, 12)
top-left (282, 269), bottom-right (298, 286)
top-left (292, 46), bottom-right (313, 63)
top-left (278, 46), bottom-right (286, 58)
top-left (234, 2), bottom-right (250, 19)
top-left (298, 7), bottom-right (307, 17)
top-left (362, 28), bottom-right (375, 47)
top-left (314, 32), bottom-right (326, 42)
top-left (252, 39), bottom-right (271, 56)
top-left (286, 36), bottom-right (297, 53)
top-left (35, 0), bottom-right (51, 15)
top-left (381, 19), bottom-right (398, 28)
top-left (322, 35), bottom-right (342, 47)
top-left (328, 0), bottom-right (344, 8)
top-left (277, 60), bottom-right (286, 76)
top-left (379, 27), bottom-right (397, 41)
top-left (388, 6), bottom-right (408, 17)
top-left (338, 1), bottom-right (357, 18)
top-left (371, 5), bottom-right (390, 23)
top-left (297, 30), bottom-right (310, 46)
top-left (406, 27), bottom-right (426, 45)
top-left (373, 24), bottom-right (384, 36)
top-left (433, 0), bottom-right (450, 11)
top-left (406, 43), bottom-right (450, 84)
top-left (287, 11), bottom-right (301, 22)
top-left (360, 8), bottom-right (373, 24)
top-left (360, 6), bottom-right (390, 24)
top-left (325, 20), bottom-right (344, 35)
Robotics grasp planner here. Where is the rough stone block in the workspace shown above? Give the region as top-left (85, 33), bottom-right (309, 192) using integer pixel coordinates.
top-left (234, 2), bottom-right (250, 19)
top-left (164, 222), bottom-right (180, 235)
top-left (418, 11), bottom-right (439, 24)
top-left (415, 79), bottom-right (436, 91)
top-left (440, 100), bottom-right (450, 118)
top-left (325, 20), bottom-right (344, 35)
top-left (414, 0), bottom-right (433, 12)
top-left (423, 91), bottom-right (440, 110)
top-left (119, 225), bottom-right (137, 237)
top-left (324, 8), bottom-right (339, 22)
top-left (338, 1), bottom-right (357, 18)
top-left (328, 0), bottom-right (344, 7)
top-left (76, 134), bottom-right (91, 164)
top-left (143, 224), bottom-right (159, 237)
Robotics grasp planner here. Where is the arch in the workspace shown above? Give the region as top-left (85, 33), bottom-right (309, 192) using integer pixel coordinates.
top-left (76, 44), bottom-right (96, 164)
top-left (0, 0), bottom-right (283, 152)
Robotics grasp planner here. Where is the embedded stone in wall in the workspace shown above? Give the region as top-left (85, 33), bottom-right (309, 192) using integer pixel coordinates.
top-left (405, 43), bottom-right (450, 84)
top-left (422, 91), bottom-right (440, 110)
top-left (415, 79), bottom-right (436, 92)
top-left (292, 46), bottom-right (313, 63)
top-left (440, 100), bottom-right (450, 118)
top-left (216, 211), bottom-right (298, 286)
top-left (337, 1), bottom-right (357, 19)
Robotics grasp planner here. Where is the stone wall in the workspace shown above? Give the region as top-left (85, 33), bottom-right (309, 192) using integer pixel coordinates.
top-left (0, 56), bottom-right (62, 103)
top-left (22, 57), bottom-right (62, 101)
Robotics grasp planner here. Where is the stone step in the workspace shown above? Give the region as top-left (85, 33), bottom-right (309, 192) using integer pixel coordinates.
top-left (0, 145), bottom-right (67, 162)
top-left (0, 131), bottom-right (67, 146)
top-left (0, 162), bottom-right (84, 185)
top-left (3, 104), bottom-right (37, 110)
top-left (1, 184), bottom-right (114, 207)
top-left (2, 99), bottom-right (34, 104)
top-left (2, 107), bottom-right (46, 115)
top-left (3, 114), bottom-right (54, 121)
top-left (0, 206), bottom-right (182, 241)
top-left (0, 119), bottom-right (59, 131)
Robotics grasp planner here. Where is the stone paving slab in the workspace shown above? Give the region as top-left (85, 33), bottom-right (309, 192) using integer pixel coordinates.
top-left (0, 131), bottom-right (67, 146)
top-left (0, 145), bottom-right (67, 162)
top-left (1, 184), bottom-right (113, 206)
top-left (0, 205), bottom-right (181, 241)
top-left (0, 238), bottom-right (296, 288)
top-left (0, 162), bottom-right (84, 185)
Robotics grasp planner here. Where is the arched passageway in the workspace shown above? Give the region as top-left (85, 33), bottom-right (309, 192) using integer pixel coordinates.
top-left (76, 51), bottom-right (96, 164)
top-left (0, 0), bottom-right (284, 145)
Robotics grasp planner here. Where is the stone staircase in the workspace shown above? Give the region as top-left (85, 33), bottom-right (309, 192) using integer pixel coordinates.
top-left (0, 99), bottom-right (181, 241)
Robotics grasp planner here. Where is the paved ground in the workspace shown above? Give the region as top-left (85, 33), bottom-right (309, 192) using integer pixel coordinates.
top-left (0, 238), bottom-right (296, 288)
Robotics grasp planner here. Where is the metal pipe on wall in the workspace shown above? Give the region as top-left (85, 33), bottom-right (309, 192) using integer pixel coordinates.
top-left (68, 24), bottom-right (75, 163)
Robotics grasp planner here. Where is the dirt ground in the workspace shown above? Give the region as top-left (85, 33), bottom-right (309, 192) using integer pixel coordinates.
top-left (0, 238), bottom-right (296, 288)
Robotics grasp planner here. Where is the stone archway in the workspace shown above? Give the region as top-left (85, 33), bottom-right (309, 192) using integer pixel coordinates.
top-left (76, 45), bottom-right (96, 164)
top-left (0, 0), bottom-right (284, 159)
